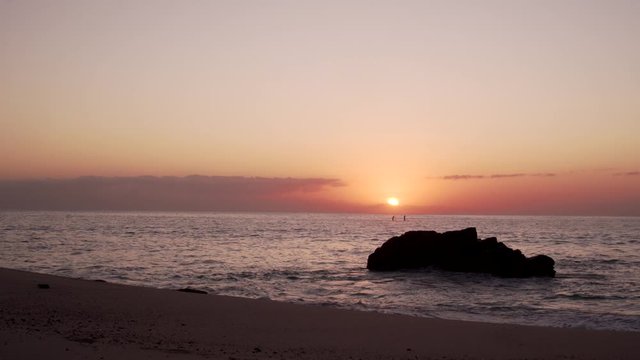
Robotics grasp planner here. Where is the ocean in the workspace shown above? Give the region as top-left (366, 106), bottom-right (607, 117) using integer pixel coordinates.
top-left (1, 211), bottom-right (638, 332)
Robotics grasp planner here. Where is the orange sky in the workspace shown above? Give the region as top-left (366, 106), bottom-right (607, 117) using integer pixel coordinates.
top-left (1, 1), bottom-right (639, 215)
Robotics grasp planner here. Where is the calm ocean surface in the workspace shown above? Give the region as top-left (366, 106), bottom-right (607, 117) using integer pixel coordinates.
top-left (1, 211), bottom-right (639, 331)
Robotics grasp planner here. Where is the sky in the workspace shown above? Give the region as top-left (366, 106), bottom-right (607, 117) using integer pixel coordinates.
top-left (1, 0), bottom-right (639, 215)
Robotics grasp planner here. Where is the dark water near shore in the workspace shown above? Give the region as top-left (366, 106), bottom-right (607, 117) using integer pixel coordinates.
top-left (1, 211), bottom-right (639, 331)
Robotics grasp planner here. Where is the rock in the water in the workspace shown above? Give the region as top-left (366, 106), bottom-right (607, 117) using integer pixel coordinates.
top-left (366, 228), bottom-right (555, 277)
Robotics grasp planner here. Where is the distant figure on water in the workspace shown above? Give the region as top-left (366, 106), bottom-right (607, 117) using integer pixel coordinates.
top-left (403, 215), bottom-right (406, 221)
top-left (392, 216), bottom-right (395, 221)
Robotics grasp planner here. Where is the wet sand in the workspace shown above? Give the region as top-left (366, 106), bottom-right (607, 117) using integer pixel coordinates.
top-left (1, 267), bottom-right (638, 359)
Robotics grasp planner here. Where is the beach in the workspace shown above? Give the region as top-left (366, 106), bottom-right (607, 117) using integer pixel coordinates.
top-left (1, 267), bottom-right (638, 360)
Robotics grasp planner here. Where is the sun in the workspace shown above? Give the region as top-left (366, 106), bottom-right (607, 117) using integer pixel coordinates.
top-left (387, 197), bottom-right (400, 207)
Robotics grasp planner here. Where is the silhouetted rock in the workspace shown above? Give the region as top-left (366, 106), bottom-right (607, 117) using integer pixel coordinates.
top-left (37, 283), bottom-right (50, 289)
top-left (367, 228), bottom-right (555, 277)
top-left (525, 254), bottom-right (556, 277)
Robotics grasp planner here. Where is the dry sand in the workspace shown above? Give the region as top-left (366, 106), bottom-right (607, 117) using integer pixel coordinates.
top-left (1, 267), bottom-right (638, 360)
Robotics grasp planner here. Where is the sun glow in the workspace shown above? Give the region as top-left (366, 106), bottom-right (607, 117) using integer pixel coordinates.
top-left (387, 197), bottom-right (400, 206)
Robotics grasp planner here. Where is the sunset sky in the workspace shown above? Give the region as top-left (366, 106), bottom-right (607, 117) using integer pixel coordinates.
top-left (1, 0), bottom-right (639, 215)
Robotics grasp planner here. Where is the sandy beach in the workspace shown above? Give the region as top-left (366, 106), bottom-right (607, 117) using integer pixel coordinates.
top-left (1, 267), bottom-right (638, 360)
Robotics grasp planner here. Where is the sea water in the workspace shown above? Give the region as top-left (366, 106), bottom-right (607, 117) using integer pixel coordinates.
top-left (1, 211), bottom-right (638, 331)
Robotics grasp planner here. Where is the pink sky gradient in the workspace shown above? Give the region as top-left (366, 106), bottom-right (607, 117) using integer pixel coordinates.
top-left (1, 1), bottom-right (638, 215)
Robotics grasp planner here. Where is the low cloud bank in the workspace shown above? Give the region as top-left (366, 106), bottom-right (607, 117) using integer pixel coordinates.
top-left (0, 176), bottom-right (346, 211)
top-left (441, 173), bottom-right (556, 180)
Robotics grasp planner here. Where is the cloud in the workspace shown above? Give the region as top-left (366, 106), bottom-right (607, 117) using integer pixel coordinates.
top-left (439, 172), bottom-right (557, 180)
top-left (441, 175), bottom-right (485, 180)
top-left (0, 175), bottom-right (346, 211)
top-left (489, 173), bottom-right (526, 178)
top-left (613, 171), bottom-right (639, 176)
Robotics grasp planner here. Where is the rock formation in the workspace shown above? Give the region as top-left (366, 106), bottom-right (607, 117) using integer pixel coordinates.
top-left (367, 227), bottom-right (555, 277)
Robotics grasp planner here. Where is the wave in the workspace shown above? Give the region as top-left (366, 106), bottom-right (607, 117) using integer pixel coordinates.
top-left (2, 211), bottom-right (639, 332)
top-left (551, 293), bottom-right (628, 301)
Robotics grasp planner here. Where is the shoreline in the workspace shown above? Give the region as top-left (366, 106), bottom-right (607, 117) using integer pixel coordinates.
top-left (2, 267), bottom-right (639, 359)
